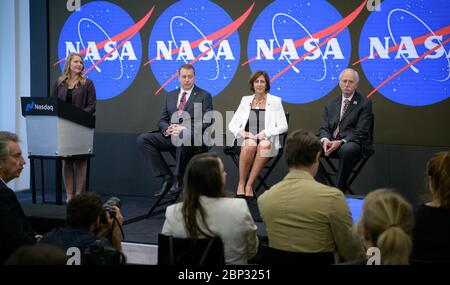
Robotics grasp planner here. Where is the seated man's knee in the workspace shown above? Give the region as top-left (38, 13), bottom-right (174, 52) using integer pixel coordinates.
top-left (338, 142), bottom-right (360, 158)
top-left (136, 133), bottom-right (147, 146)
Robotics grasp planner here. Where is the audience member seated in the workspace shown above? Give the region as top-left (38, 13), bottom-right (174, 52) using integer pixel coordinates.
top-left (5, 244), bottom-right (67, 265)
top-left (0, 131), bottom-right (40, 264)
top-left (228, 70), bottom-right (288, 198)
top-left (257, 129), bottom-right (364, 263)
top-left (355, 188), bottom-right (413, 265)
top-left (161, 152), bottom-right (259, 264)
top-left (40, 192), bottom-right (124, 255)
top-left (411, 151), bottom-right (450, 263)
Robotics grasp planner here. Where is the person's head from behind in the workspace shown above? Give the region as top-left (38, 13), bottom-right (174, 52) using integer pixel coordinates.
top-left (426, 151), bottom-right (450, 209)
top-left (182, 152), bottom-right (229, 237)
top-left (178, 63), bottom-right (196, 91)
top-left (358, 188), bottom-right (413, 265)
top-left (66, 192), bottom-right (103, 231)
top-left (0, 131), bottom-right (26, 183)
top-left (285, 129), bottom-right (321, 175)
top-left (183, 152), bottom-right (228, 199)
top-left (249, 70), bottom-right (270, 95)
top-left (5, 244), bottom-right (67, 265)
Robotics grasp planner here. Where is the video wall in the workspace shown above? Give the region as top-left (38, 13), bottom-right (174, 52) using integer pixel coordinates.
top-left (49, 0), bottom-right (450, 146)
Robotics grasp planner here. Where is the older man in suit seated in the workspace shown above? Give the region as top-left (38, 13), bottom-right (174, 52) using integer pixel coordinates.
top-left (0, 131), bottom-right (39, 263)
top-left (137, 64), bottom-right (213, 196)
top-left (317, 68), bottom-right (373, 192)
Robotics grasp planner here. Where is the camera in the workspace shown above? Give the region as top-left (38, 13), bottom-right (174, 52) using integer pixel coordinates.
top-left (83, 239), bottom-right (125, 265)
top-left (100, 197), bottom-right (121, 223)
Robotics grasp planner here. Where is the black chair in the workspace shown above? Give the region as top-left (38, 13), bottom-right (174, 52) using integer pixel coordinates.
top-left (223, 112), bottom-right (289, 196)
top-left (318, 115), bottom-right (374, 195)
top-left (157, 233), bottom-right (225, 265)
top-left (125, 131), bottom-right (209, 225)
top-left (260, 245), bottom-right (334, 265)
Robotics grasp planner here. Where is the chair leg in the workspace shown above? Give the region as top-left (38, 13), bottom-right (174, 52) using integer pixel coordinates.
top-left (318, 161), bottom-right (336, 187)
top-left (146, 180), bottom-right (171, 218)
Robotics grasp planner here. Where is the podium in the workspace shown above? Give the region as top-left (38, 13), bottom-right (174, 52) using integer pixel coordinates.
top-left (21, 97), bottom-right (95, 205)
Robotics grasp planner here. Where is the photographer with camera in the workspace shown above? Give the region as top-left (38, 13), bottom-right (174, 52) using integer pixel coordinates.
top-left (40, 192), bottom-right (124, 259)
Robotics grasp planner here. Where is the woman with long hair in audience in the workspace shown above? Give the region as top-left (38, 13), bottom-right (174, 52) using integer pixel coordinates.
top-left (411, 151), bottom-right (450, 263)
top-left (357, 188), bottom-right (414, 265)
top-left (161, 152), bottom-right (259, 264)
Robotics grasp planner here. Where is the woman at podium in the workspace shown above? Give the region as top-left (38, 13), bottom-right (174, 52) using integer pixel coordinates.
top-left (51, 52), bottom-right (96, 202)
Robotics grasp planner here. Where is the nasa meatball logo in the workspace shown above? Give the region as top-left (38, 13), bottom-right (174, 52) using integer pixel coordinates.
top-left (148, 0), bottom-right (248, 96)
top-left (57, 1), bottom-right (147, 100)
top-left (246, 0), bottom-right (354, 104)
top-left (358, 0), bottom-right (450, 106)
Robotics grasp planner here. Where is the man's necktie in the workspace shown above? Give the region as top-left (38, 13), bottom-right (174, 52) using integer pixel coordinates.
top-left (332, 98), bottom-right (350, 139)
top-left (178, 91), bottom-right (187, 114)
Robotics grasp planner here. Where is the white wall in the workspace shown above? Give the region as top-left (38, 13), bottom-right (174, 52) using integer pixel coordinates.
top-left (0, 0), bottom-right (30, 191)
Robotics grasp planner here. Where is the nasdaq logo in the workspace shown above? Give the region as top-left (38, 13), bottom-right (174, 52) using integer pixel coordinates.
top-left (245, 0), bottom-right (364, 104)
top-left (358, 0), bottom-right (450, 106)
top-left (147, 0), bottom-right (253, 96)
top-left (25, 101), bottom-right (35, 112)
top-left (57, 1), bottom-right (150, 100)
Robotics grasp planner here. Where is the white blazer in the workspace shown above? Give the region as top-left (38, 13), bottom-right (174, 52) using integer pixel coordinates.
top-left (228, 93), bottom-right (288, 150)
top-left (162, 196), bottom-right (259, 265)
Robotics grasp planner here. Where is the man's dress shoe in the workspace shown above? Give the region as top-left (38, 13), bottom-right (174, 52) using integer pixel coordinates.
top-left (153, 180), bottom-right (173, 197)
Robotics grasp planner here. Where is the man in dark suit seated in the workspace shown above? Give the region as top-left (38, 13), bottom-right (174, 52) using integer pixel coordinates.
top-left (137, 64), bottom-right (213, 196)
top-left (0, 131), bottom-right (40, 264)
top-left (317, 68), bottom-right (373, 192)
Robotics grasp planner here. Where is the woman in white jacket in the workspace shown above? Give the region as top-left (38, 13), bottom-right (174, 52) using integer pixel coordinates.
top-left (161, 153), bottom-right (259, 264)
top-left (228, 71), bottom-right (288, 198)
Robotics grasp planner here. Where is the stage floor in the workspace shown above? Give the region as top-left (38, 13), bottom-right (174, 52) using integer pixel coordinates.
top-left (16, 189), bottom-right (364, 245)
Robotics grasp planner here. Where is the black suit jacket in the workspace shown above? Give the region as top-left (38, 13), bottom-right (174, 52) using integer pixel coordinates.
top-left (157, 85), bottom-right (213, 140)
top-left (0, 180), bottom-right (36, 263)
top-left (319, 91), bottom-right (373, 153)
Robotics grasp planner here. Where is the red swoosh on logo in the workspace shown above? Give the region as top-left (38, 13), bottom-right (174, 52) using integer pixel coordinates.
top-left (353, 25), bottom-right (450, 66)
top-left (367, 37), bottom-right (450, 98)
top-left (242, 0), bottom-right (367, 70)
top-left (152, 3), bottom-right (255, 95)
top-left (53, 6), bottom-right (155, 68)
top-left (269, 0), bottom-right (367, 82)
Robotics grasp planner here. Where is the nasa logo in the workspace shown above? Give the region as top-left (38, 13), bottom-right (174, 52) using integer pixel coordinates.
top-left (246, 0), bottom-right (353, 104)
top-left (148, 0), bottom-right (244, 96)
top-left (57, 1), bottom-right (144, 100)
top-left (358, 0), bottom-right (450, 106)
